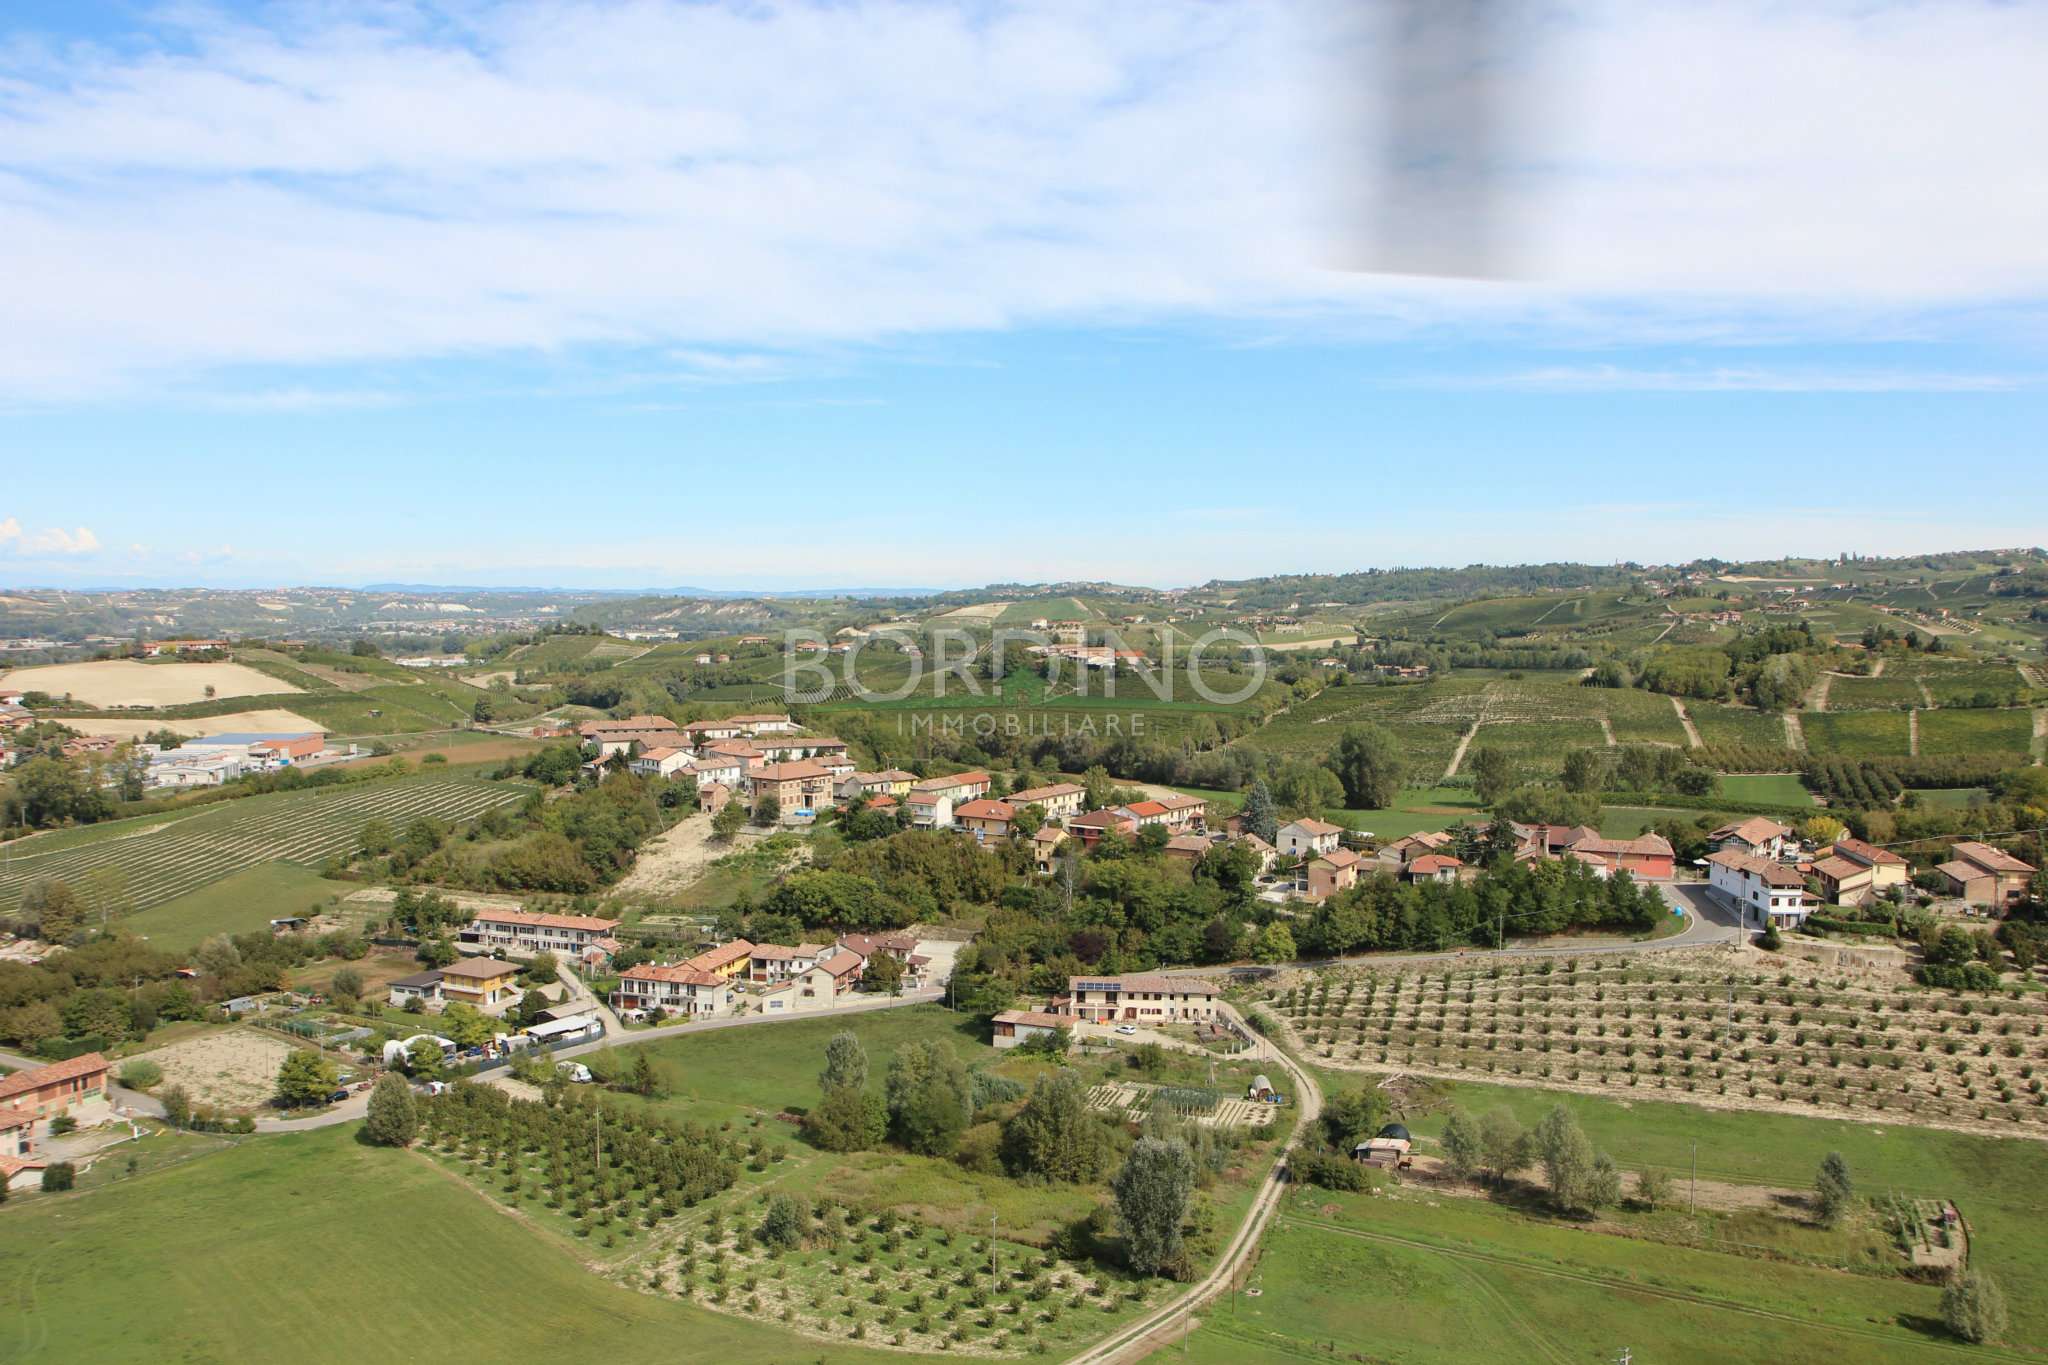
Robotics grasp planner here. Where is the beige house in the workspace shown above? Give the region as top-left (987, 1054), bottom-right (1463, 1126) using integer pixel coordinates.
top-left (746, 759), bottom-right (837, 816)
top-left (1007, 782), bottom-right (1085, 822)
top-left (1936, 841), bottom-right (2037, 907)
top-left (1308, 847), bottom-right (1364, 899)
top-left (460, 909), bottom-right (623, 957)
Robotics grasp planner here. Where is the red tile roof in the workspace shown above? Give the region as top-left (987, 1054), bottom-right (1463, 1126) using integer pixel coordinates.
top-left (955, 799), bottom-right (1016, 822)
top-left (0, 1051), bottom-right (108, 1102)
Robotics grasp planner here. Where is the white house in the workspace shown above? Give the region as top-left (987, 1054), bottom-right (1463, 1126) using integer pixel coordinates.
top-left (906, 790), bottom-right (955, 830)
top-left (1276, 818), bottom-right (1343, 860)
top-left (1707, 848), bottom-right (1810, 930)
top-left (629, 745), bottom-right (695, 780)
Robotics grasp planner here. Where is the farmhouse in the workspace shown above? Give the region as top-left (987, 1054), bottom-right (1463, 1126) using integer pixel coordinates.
top-left (955, 798), bottom-right (1017, 840)
top-left (749, 943), bottom-right (830, 983)
top-left (610, 962), bottom-right (736, 1016)
top-left (1068, 808), bottom-right (1136, 848)
top-left (1935, 841), bottom-right (2038, 907)
top-left (794, 949), bottom-right (866, 1005)
top-left (1006, 782), bottom-right (1085, 821)
top-left (1068, 972), bottom-right (1220, 1024)
top-left (580, 715), bottom-right (681, 756)
top-left (459, 909), bottom-right (624, 957)
top-left (1163, 833), bottom-right (1212, 863)
top-left (991, 1008), bottom-right (1070, 1050)
top-left (1153, 793), bottom-right (1209, 830)
top-left (437, 958), bottom-right (523, 1013)
top-left (1402, 853), bottom-right (1465, 885)
top-left (1277, 818), bottom-right (1344, 859)
top-left (140, 638), bottom-right (228, 656)
top-left (0, 1052), bottom-right (110, 1149)
top-left (1708, 816), bottom-right (1797, 861)
top-left (1308, 847), bottom-right (1364, 899)
top-left (746, 759), bottom-right (837, 816)
top-left (1707, 848), bottom-right (1810, 929)
top-left (1512, 824), bottom-right (1675, 880)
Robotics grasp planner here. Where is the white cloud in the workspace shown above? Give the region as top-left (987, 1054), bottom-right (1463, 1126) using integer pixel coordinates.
top-left (0, 517), bottom-right (102, 554)
top-left (2, 1), bottom-right (2048, 398)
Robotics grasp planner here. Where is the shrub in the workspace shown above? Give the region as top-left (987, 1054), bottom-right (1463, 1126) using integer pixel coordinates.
top-left (117, 1059), bottom-right (163, 1090)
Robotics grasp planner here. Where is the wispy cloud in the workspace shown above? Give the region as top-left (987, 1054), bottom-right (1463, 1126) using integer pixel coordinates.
top-left (1, 2), bottom-right (2047, 399)
top-left (1401, 366), bottom-right (2040, 394)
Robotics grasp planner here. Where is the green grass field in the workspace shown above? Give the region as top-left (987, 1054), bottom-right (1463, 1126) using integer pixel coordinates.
top-left (120, 862), bottom-right (359, 952)
top-left (1334, 787), bottom-right (1487, 840)
top-left (0, 1125), bottom-right (900, 1364)
top-left (1339, 1071), bottom-right (2048, 1352)
top-left (1178, 1190), bottom-right (1966, 1365)
top-left (1712, 773), bottom-right (1815, 807)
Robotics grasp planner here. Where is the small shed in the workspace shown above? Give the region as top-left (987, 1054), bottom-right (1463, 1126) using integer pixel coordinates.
top-left (1249, 1074), bottom-right (1277, 1101)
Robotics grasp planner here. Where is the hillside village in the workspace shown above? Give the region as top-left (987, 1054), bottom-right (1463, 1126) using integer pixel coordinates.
top-left (2, 553), bottom-right (2046, 1365)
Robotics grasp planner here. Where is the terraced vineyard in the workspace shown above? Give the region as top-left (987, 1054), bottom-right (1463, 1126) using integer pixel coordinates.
top-left (1261, 956), bottom-right (2048, 1133)
top-left (0, 777), bottom-right (531, 914)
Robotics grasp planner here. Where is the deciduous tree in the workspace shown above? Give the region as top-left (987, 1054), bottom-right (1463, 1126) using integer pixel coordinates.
top-left (364, 1073), bottom-right (419, 1146)
top-left (1113, 1137), bottom-right (1196, 1276)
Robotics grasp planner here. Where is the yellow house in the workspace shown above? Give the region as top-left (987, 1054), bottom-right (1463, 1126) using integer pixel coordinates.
top-left (684, 939), bottom-right (755, 981)
top-left (438, 958), bottom-right (522, 1012)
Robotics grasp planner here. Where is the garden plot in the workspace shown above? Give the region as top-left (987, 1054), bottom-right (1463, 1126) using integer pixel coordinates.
top-left (1259, 954), bottom-right (2048, 1137)
top-left (0, 777), bottom-right (529, 914)
top-left (1084, 1081), bottom-right (1274, 1130)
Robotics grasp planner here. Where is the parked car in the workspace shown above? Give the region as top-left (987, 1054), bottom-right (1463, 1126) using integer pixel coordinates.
top-left (420, 1080), bottom-right (450, 1096)
top-left (559, 1062), bottom-right (594, 1083)
top-left (326, 1088), bottom-right (350, 1104)
top-left (1114, 1024), bottom-right (1138, 1036)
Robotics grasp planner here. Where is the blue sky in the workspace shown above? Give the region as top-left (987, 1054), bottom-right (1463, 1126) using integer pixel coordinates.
top-left (3, 1), bottom-right (2047, 591)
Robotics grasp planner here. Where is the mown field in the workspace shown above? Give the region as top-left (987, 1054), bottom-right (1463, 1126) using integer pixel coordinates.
top-left (120, 861), bottom-right (361, 952)
top-left (0, 774), bottom-right (529, 915)
top-left (0, 1125), bottom-right (899, 1365)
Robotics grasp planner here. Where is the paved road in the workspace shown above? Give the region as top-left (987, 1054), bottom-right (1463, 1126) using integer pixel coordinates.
top-left (1062, 1003), bottom-right (1323, 1365)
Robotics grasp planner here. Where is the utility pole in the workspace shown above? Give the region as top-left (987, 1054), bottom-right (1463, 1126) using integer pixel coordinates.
top-left (1614, 1351), bottom-right (1632, 1365)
